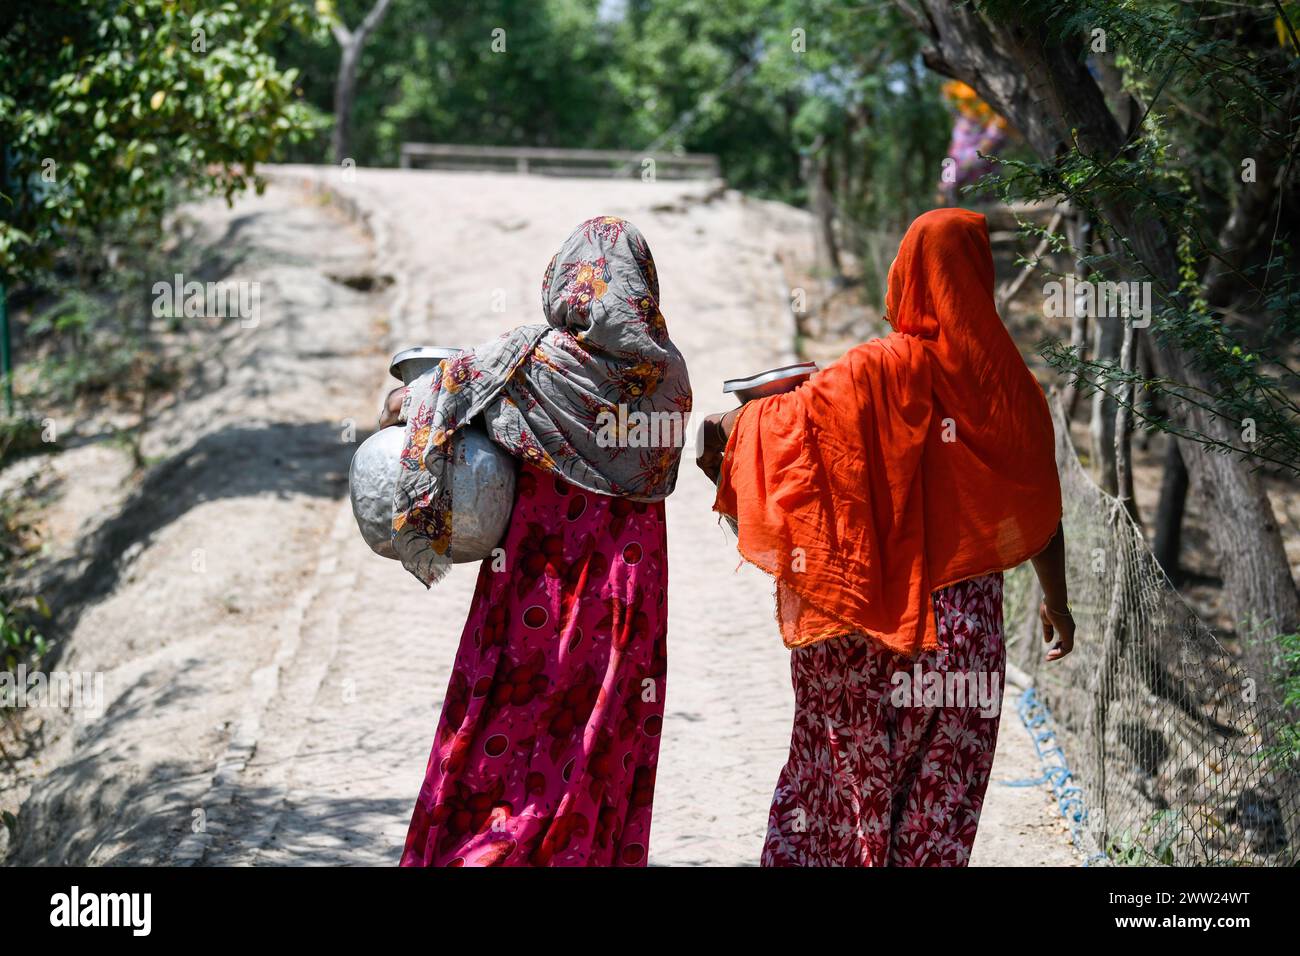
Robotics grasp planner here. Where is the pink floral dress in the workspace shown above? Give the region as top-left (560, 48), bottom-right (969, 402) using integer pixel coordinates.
top-left (400, 463), bottom-right (668, 867)
top-left (762, 573), bottom-right (1005, 867)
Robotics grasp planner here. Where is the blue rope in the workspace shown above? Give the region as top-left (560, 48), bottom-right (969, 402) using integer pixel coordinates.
top-left (1004, 687), bottom-right (1108, 866)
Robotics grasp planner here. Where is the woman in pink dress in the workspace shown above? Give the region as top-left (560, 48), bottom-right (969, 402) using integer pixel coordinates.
top-left (382, 217), bottom-right (691, 866)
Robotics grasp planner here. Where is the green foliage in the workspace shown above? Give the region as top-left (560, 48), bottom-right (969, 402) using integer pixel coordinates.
top-left (751, 0), bottom-right (950, 220)
top-left (604, 0), bottom-right (798, 196)
top-left (0, 0), bottom-right (326, 282)
top-left (0, 416), bottom-right (46, 467)
top-left (0, 598), bottom-right (48, 675)
top-left (1262, 629), bottom-right (1300, 771)
top-left (4, 191), bottom-right (187, 425)
top-left (0, 490), bottom-right (49, 676)
top-left (271, 0), bottom-right (949, 216)
top-left (975, 0), bottom-right (1300, 475)
top-left (273, 1), bottom-right (629, 168)
top-left (1107, 810), bottom-right (1184, 865)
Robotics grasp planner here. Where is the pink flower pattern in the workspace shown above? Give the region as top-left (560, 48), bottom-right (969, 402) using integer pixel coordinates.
top-left (762, 573), bottom-right (1005, 867)
top-left (401, 463), bottom-right (668, 867)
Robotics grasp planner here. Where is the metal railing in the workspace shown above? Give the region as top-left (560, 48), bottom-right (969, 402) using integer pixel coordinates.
top-left (398, 143), bottom-right (721, 180)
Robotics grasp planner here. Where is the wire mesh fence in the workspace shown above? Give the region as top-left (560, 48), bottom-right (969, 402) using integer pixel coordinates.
top-left (1004, 395), bottom-right (1300, 865)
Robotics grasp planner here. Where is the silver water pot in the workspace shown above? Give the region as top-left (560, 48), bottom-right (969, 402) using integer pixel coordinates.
top-left (349, 347), bottom-right (517, 563)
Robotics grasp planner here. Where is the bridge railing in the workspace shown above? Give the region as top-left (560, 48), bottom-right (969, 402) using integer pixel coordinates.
top-left (398, 143), bottom-right (721, 180)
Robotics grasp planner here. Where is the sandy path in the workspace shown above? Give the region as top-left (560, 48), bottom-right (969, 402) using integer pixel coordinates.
top-left (5, 167), bottom-right (1078, 867)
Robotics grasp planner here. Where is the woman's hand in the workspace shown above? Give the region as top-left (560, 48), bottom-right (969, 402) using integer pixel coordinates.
top-left (1039, 600), bottom-right (1076, 661)
top-left (378, 386), bottom-right (408, 429)
top-left (695, 408), bottom-right (740, 484)
top-left (1030, 521), bottom-right (1075, 661)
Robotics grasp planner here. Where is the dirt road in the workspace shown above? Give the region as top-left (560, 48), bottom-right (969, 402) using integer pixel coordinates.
top-left (3, 167), bottom-right (1078, 866)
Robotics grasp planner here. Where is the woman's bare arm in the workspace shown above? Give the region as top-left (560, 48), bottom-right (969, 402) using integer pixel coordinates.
top-left (378, 386), bottom-right (407, 429)
top-left (695, 406), bottom-right (742, 485)
top-left (1031, 520), bottom-right (1076, 661)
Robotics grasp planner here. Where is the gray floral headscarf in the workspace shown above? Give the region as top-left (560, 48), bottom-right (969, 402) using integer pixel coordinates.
top-left (392, 216), bottom-right (693, 586)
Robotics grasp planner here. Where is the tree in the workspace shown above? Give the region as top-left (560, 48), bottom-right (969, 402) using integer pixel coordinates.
top-left (323, 0), bottom-right (395, 164)
top-left (753, 0), bottom-right (950, 298)
top-left (0, 0), bottom-right (322, 282)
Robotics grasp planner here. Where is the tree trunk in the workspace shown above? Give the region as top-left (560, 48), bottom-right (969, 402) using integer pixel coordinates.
top-left (1153, 436), bottom-right (1189, 583)
top-left (1200, 86), bottom-right (1296, 309)
top-left (898, 1), bottom-right (1300, 648)
top-left (1093, 53), bottom-right (1139, 140)
top-left (1114, 319), bottom-right (1141, 527)
top-left (331, 41), bottom-right (361, 163)
top-left (1060, 213), bottom-right (1090, 419)
top-left (329, 0), bottom-right (395, 165)
top-left (806, 136), bottom-right (844, 286)
top-left (1089, 313), bottom-right (1121, 494)
top-left (1149, 152), bottom-right (1281, 575)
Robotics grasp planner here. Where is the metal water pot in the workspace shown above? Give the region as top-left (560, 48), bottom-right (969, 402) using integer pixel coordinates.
top-left (349, 347), bottom-right (517, 563)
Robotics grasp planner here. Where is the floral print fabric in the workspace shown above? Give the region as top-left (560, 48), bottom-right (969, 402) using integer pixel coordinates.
top-left (400, 463), bottom-right (668, 867)
top-left (393, 216), bottom-right (691, 588)
top-left (762, 573), bottom-right (1006, 867)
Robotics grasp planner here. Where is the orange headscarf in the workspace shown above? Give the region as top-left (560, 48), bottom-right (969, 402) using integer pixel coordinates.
top-left (714, 208), bottom-right (1061, 656)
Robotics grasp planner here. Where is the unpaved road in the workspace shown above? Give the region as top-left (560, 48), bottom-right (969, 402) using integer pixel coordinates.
top-left (3, 167), bottom-right (1077, 866)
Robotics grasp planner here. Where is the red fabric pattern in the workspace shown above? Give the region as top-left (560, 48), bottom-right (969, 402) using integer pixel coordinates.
top-left (401, 464), bottom-right (668, 867)
top-left (762, 573), bottom-right (1006, 867)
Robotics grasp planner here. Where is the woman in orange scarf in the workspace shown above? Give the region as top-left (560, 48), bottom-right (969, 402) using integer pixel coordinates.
top-left (698, 208), bottom-right (1075, 866)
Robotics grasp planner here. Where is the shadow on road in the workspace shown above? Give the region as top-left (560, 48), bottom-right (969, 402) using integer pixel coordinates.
top-left (37, 421), bottom-right (368, 669)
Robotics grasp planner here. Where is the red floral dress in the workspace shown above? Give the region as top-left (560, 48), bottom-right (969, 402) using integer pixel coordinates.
top-left (400, 463), bottom-right (668, 867)
top-left (762, 573), bottom-right (1005, 867)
